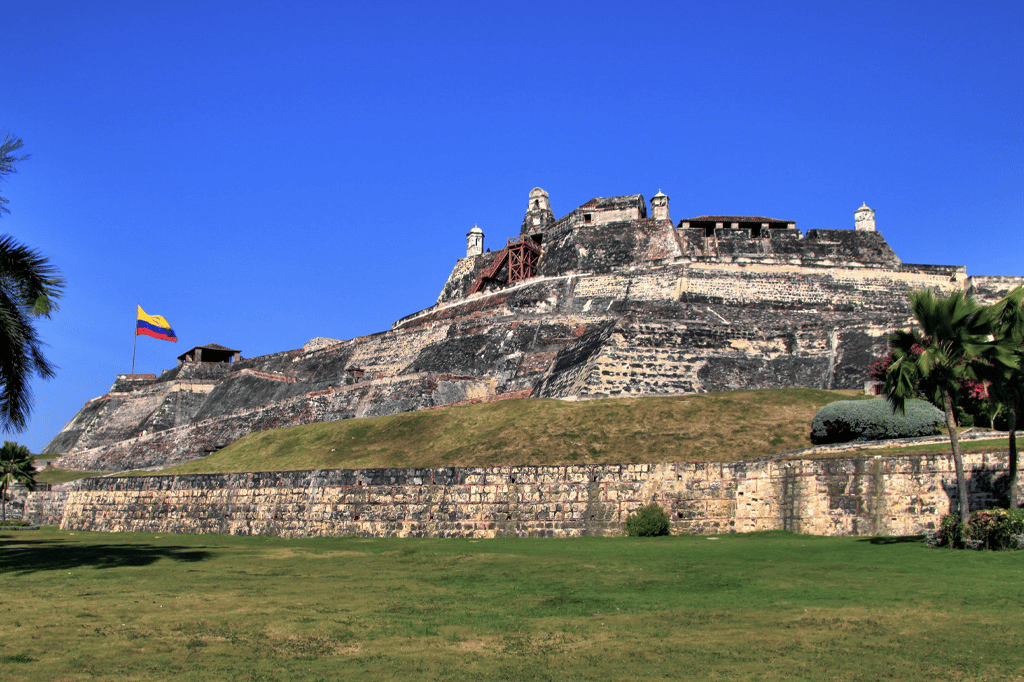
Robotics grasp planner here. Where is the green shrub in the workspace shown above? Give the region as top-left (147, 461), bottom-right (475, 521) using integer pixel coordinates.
top-left (966, 509), bottom-right (1024, 550)
top-left (625, 504), bottom-right (670, 537)
top-left (934, 509), bottom-right (1024, 550)
top-left (809, 398), bottom-right (943, 445)
top-left (937, 513), bottom-right (965, 548)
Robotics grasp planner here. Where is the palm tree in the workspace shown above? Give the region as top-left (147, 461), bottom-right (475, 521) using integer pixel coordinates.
top-left (883, 290), bottom-right (1017, 525)
top-left (0, 440), bottom-right (36, 522)
top-left (987, 287), bottom-right (1024, 508)
top-left (0, 133), bottom-right (30, 216)
top-left (0, 134), bottom-right (66, 432)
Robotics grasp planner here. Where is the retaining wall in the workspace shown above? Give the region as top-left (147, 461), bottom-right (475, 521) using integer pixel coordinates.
top-left (12, 451), bottom-right (1017, 538)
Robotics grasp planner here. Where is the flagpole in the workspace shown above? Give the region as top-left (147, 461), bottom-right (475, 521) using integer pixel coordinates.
top-left (131, 304), bottom-right (138, 375)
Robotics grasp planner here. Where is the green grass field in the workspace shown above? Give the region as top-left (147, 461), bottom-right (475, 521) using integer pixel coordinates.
top-left (38, 389), bottom-right (1012, 483)
top-left (132, 389), bottom-right (876, 476)
top-left (1, 528), bottom-right (1021, 681)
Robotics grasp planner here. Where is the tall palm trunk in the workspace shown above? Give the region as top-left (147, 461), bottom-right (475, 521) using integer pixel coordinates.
top-left (943, 389), bottom-right (970, 525)
top-left (1009, 406), bottom-right (1019, 509)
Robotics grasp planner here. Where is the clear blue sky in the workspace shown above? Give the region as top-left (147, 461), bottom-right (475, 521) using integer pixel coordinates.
top-left (3, 1), bottom-right (1022, 453)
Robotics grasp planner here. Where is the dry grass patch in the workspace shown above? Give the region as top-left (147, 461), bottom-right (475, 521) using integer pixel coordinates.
top-left (142, 389), bottom-right (868, 475)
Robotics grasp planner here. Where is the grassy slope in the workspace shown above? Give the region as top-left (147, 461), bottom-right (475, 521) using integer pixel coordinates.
top-left (35, 468), bottom-right (102, 484)
top-left (150, 389), bottom-right (870, 475)
top-left (1, 528), bottom-right (1021, 681)
top-left (40, 389), bottom-right (1010, 480)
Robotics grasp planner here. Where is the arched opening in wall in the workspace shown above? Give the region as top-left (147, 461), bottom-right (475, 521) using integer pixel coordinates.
top-left (354, 514), bottom-right (360, 521)
top-left (583, 213), bottom-right (593, 224)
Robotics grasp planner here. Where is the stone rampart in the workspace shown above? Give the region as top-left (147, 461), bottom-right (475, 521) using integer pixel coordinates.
top-left (20, 451), bottom-right (1016, 538)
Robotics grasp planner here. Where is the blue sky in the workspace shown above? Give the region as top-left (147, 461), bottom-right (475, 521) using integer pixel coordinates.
top-left (3, 1), bottom-right (1022, 453)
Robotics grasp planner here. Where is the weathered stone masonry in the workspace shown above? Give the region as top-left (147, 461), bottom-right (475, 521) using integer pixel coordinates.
top-left (44, 188), bottom-right (1024, 475)
top-left (17, 451), bottom-right (1017, 538)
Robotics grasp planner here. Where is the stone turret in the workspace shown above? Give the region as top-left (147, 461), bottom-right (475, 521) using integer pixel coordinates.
top-left (466, 225), bottom-right (484, 257)
top-left (854, 202), bottom-right (876, 231)
top-left (521, 187), bottom-right (555, 235)
top-left (651, 190), bottom-right (670, 221)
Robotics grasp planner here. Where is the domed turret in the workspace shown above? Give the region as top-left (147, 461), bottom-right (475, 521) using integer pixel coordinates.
top-left (651, 190), bottom-right (670, 221)
top-left (466, 225), bottom-right (484, 257)
top-left (854, 202), bottom-right (875, 232)
top-left (521, 187), bottom-right (555, 235)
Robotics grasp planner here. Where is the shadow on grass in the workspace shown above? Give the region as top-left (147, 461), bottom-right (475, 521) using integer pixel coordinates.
top-left (0, 536), bottom-right (212, 574)
top-left (857, 535), bottom-right (927, 545)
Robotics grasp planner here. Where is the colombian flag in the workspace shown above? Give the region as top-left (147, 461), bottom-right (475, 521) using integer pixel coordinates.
top-left (136, 306), bottom-right (177, 342)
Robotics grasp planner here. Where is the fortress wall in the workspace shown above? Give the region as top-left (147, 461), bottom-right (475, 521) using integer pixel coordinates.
top-left (968, 276), bottom-right (1024, 305)
top-left (579, 319), bottom-right (891, 395)
top-left (7, 484), bottom-right (70, 527)
top-left (56, 385), bottom-right (174, 453)
top-left (572, 271), bottom-right (677, 301)
top-left (327, 324), bottom-right (452, 378)
top-left (635, 220), bottom-right (683, 262)
top-left (578, 328), bottom-right (702, 397)
top-left (42, 395), bottom-right (125, 455)
top-left (436, 255), bottom-right (479, 303)
top-left (27, 452), bottom-right (1015, 538)
top-left (53, 374), bottom-right (496, 473)
top-left (560, 262), bottom-right (960, 312)
top-left (676, 263), bottom-right (962, 309)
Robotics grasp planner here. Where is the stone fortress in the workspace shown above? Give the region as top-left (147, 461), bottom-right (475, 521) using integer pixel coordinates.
top-left (46, 187), bottom-right (1022, 476)
top-left (18, 187), bottom-right (1021, 538)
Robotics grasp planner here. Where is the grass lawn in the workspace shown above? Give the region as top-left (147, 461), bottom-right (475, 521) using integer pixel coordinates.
top-left (782, 437), bottom-right (1013, 460)
top-left (42, 390), bottom-right (1013, 482)
top-left (35, 468), bottom-right (104, 485)
top-left (1, 528), bottom-right (1021, 681)
top-left (126, 389), bottom-right (872, 476)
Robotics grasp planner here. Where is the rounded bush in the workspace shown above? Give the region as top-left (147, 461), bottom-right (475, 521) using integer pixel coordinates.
top-left (625, 504), bottom-right (670, 537)
top-left (934, 509), bottom-right (1024, 550)
top-left (809, 398), bottom-right (943, 445)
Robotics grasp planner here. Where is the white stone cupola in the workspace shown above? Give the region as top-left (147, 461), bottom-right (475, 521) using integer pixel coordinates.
top-left (466, 225), bottom-right (484, 257)
top-left (520, 187), bottom-right (555, 235)
top-left (651, 190), bottom-right (670, 221)
top-left (854, 202), bottom-right (876, 231)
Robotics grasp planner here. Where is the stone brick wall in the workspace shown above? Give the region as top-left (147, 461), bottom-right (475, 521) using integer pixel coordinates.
top-left (21, 451), bottom-right (1016, 538)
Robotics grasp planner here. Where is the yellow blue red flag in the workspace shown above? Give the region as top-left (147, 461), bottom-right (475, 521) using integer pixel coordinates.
top-left (136, 306), bottom-right (177, 342)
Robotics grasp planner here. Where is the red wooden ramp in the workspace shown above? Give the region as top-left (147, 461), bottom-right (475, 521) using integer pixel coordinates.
top-left (468, 235), bottom-right (542, 294)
